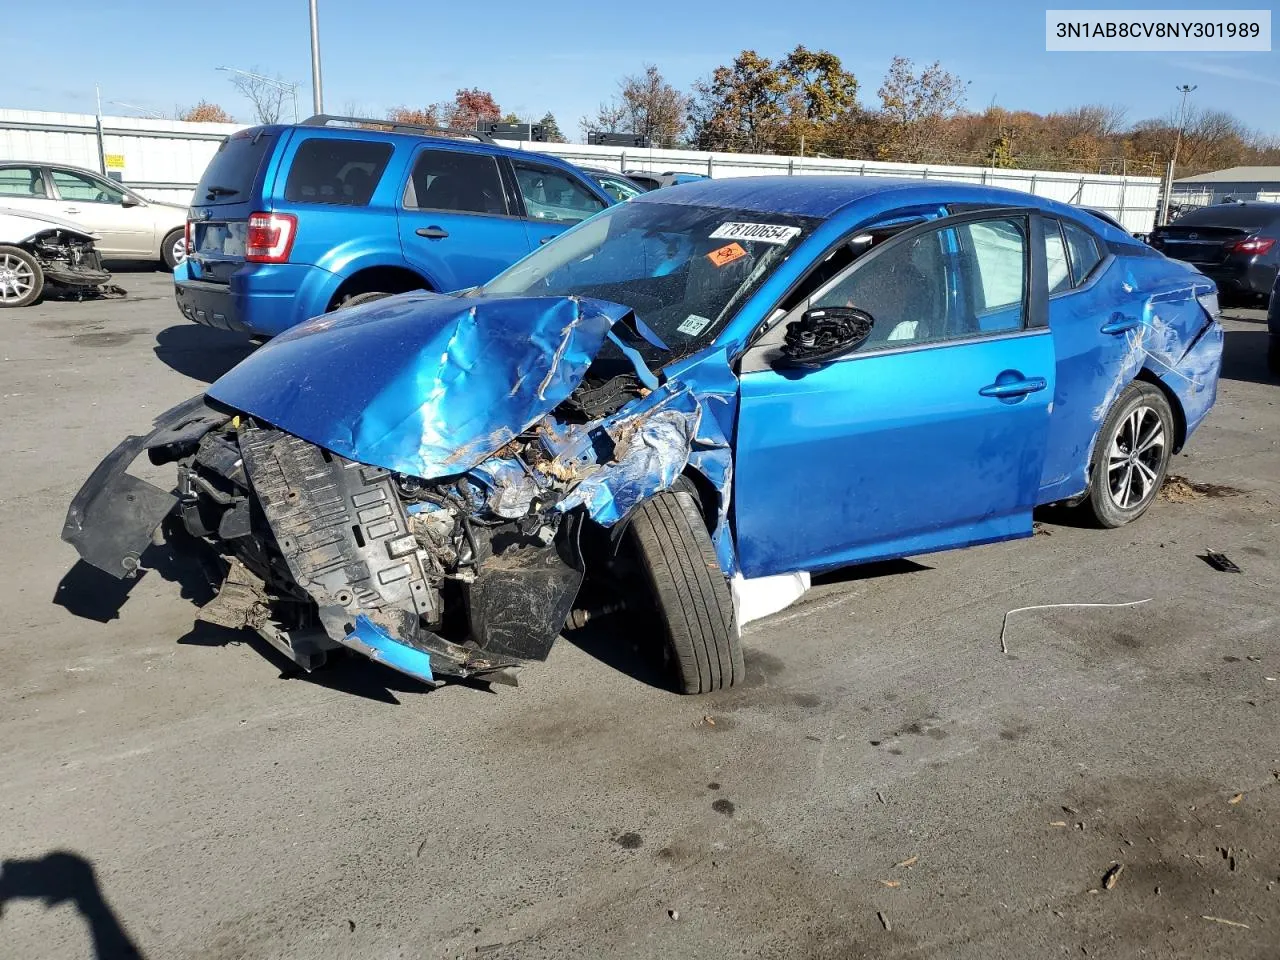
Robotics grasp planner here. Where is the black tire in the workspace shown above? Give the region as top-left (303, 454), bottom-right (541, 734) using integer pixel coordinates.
top-left (336, 291), bottom-right (392, 310)
top-left (1082, 381), bottom-right (1175, 528)
top-left (1268, 336), bottom-right (1280, 377)
top-left (161, 228), bottom-right (186, 270)
top-left (0, 245), bottom-right (44, 308)
top-left (627, 488), bottom-right (743, 694)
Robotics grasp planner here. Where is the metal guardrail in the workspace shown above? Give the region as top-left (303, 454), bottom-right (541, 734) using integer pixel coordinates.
top-left (0, 118), bottom-right (230, 142)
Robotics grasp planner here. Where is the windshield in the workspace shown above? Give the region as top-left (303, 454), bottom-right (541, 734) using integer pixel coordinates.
top-left (480, 200), bottom-right (819, 357)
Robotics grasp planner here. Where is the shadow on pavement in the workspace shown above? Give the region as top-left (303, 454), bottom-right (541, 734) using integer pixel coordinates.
top-left (153, 324), bottom-right (255, 384)
top-left (53, 534), bottom-right (217, 624)
top-left (1219, 328), bottom-right (1277, 386)
top-left (0, 850), bottom-right (145, 959)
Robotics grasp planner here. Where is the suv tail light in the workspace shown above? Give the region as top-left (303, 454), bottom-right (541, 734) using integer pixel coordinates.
top-left (184, 218), bottom-right (194, 254)
top-left (1228, 236), bottom-right (1276, 256)
top-left (245, 212), bottom-right (297, 263)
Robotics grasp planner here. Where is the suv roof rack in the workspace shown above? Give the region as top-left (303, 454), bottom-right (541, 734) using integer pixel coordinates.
top-left (300, 114), bottom-right (495, 144)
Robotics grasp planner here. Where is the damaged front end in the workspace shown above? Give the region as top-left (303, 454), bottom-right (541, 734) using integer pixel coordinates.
top-left (63, 293), bottom-right (735, 686)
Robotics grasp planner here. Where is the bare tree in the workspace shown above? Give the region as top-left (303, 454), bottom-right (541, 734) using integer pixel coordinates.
top-left (226, 67), bottom-right (291, 124)
top-left (584, 65), bottom-right (688, 146)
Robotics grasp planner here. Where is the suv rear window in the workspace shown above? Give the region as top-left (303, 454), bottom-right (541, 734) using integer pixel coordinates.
top-left (194, 130), bottom-right (275, 206)
top-left (284, 138), bottom-right (393, 206)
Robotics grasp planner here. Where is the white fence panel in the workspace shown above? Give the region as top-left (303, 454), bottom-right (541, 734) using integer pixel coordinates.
top-left (1, 109), bottom-right (1161, 233)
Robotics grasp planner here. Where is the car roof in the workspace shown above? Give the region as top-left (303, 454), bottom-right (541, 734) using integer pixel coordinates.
top-left (632, 175), bottom-right (1121, 229)
top-left (0, 160), bottom-right (108, 176)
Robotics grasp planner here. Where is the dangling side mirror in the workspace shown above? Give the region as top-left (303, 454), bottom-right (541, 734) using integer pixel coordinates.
top-left (774, 306), bottom-right (875, 368)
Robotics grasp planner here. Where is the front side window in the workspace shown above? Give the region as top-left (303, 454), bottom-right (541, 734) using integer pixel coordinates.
top-left (480, 200), bottom-right (819, 359)
top-left (514, 162), bottom-right (606, 224)
top-left (1062, 220), bottom-right (1104, 285)
top-left (51, 169), bottom-right (125, 204)
top-left (597, 175), bottom-right (644, 203)
top-left (0, 167), bottom-right (47, 198)
top-left (807, 215), bottom-right (1027, 352)
top-left (404, 149), bottom-right (507, 215)
top-left (284, 138), bottom-right (393, 206)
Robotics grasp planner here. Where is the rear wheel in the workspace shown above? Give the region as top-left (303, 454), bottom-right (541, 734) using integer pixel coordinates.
top-left (0, 246), bottom-right (44, 308)
top-left (161, 228), bottom-right (186, 270)
top-left (627, 487), bottom-right (743, 694)
top-left (1268, 336), bottom-right (1280, 376)
top-left (1083, 381), bottom-right (1174, 528)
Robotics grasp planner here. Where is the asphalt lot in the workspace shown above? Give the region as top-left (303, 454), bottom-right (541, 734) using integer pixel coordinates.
top-left (1, 270), bottom-right (1277, 959)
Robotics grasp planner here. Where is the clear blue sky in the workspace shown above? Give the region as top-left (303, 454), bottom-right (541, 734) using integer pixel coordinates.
top-left (3, 0), bottom-right (1276, 137)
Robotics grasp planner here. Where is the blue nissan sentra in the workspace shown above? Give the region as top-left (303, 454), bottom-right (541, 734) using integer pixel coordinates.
top-left (64, 177), bottom-right (1224, 695)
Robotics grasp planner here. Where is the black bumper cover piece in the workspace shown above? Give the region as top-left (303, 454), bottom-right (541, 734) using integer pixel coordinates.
top-left (62, 396), bottom-right (230, 578)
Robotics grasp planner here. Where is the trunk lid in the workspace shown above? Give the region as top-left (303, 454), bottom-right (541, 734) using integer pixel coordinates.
top-left (1150, 224), bottom-right (1249, 264)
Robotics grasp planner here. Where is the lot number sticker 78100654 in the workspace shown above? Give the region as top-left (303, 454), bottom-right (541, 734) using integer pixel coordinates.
top-left (709, 222), bottom-right (802, 245)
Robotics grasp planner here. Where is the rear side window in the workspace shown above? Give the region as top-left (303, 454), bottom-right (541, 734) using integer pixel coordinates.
top-left (194, 130), bottom-right (275, 205)
top-left (284, 138), bottom-right (392, 206)
top-left (404, 149), bottom-right (507, 216)
top-left (1062, 221), bottom-right (1103, 285)
top-left (0, 166), bottom-right (47, 197)
top-left (1044, 221), bottom-right (1071, 294)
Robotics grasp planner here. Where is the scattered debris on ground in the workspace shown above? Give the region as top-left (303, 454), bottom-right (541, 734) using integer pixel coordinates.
top-left (1102, 863), bottom-right (1124, 890)
top-left (1161, 476), bottom-right (1244, 502)
top-left (999, 599), bottom-right (1153, 654)
top-left (877, 911), bottom-right (892, 932)
top-left (1201, 551), bottom-right (1243, 573)
top-left (894, 855), bottom-right (918, 869)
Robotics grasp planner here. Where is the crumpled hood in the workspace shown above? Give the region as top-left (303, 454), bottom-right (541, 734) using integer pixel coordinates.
top-left (206, 291), bottom-right (637, 479)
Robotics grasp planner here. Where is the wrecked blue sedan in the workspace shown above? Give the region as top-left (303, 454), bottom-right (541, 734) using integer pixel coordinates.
top-left (63, 177), bottom-right (1224, 694)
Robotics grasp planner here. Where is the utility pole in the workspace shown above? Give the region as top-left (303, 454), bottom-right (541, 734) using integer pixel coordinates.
top-left (308, 0), bottom-right (324, 115)
top-left (1158, 84), bottom-right (1196, 225)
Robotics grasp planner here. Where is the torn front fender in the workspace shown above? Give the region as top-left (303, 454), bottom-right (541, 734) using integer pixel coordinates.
top-left (206, 292), bottom-right (637, 480)
top-left (62, 395), bottom-right (230, 577)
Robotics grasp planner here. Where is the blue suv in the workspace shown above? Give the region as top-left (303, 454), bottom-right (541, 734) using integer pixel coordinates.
top-left (175, 116), bottom-right (614, 337)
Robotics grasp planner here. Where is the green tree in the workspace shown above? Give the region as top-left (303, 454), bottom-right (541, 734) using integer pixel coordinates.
top-left (687, 46), bottom-right (857, 154)
top-left (539, 112), bottom-right (566, 143)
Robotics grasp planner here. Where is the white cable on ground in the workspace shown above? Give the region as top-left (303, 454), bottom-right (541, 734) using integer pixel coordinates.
top-left (1000, 598), bottom-right (1153, 654)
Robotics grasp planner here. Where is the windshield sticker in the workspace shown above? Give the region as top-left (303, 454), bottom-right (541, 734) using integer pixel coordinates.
top-left (706, 242), bottom-right (748, 268)
top-left (709, 222), bottom-right (802, 245)
top-left (677, 314), bottom-right (713, 336)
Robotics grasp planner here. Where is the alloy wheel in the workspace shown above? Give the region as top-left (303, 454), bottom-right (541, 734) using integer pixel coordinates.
top-left (0, 253), bottom-right (34, 304)
top-left (1106, 405), bottom-right (1166, 510)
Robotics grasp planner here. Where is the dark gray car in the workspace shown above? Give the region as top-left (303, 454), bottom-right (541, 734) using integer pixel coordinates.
top-left (1150, 201), bottom-right (1280, 303)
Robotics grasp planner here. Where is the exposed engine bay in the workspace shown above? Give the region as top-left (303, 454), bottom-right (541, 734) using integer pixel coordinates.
top-left (25, 228), bottom-right (112, 292)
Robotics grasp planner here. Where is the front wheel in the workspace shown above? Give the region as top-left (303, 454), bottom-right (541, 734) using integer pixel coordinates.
top-left (1083, 381), bottom-right (1174, 528)
top-left (0, 246), bottom-right (44, 308)
top-left (627, 488), bottom-right (743, 694)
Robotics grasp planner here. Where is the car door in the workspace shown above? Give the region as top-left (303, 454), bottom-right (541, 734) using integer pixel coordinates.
top-left (48, 168), bottom-right (153, 257)
top-left (511, 159), bottom-right (609, 248)
top-left (1035, 217), bottom-right (1133, 503)
top-left (734, 210), bottom-right (1055, 578)
top-left (0, 166), bottom-right (57, 219)
top-left (397, 145), bottom-right (529, 291)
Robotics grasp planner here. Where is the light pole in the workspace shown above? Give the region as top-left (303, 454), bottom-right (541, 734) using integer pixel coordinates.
top-left (217, 66), bottom-right (301, 122)
top-left (309, 0), bottom-right (324, 115)
top-left (1158, 84), bottom-right (1197, 224)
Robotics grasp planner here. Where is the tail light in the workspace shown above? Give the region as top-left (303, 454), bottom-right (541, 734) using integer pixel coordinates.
top-left (245, 212), bottom-right (297, 263)
top-left (184, 218), bottom-right (193, 253)
top-left (1228, 236), bottom-right (1276, 256)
